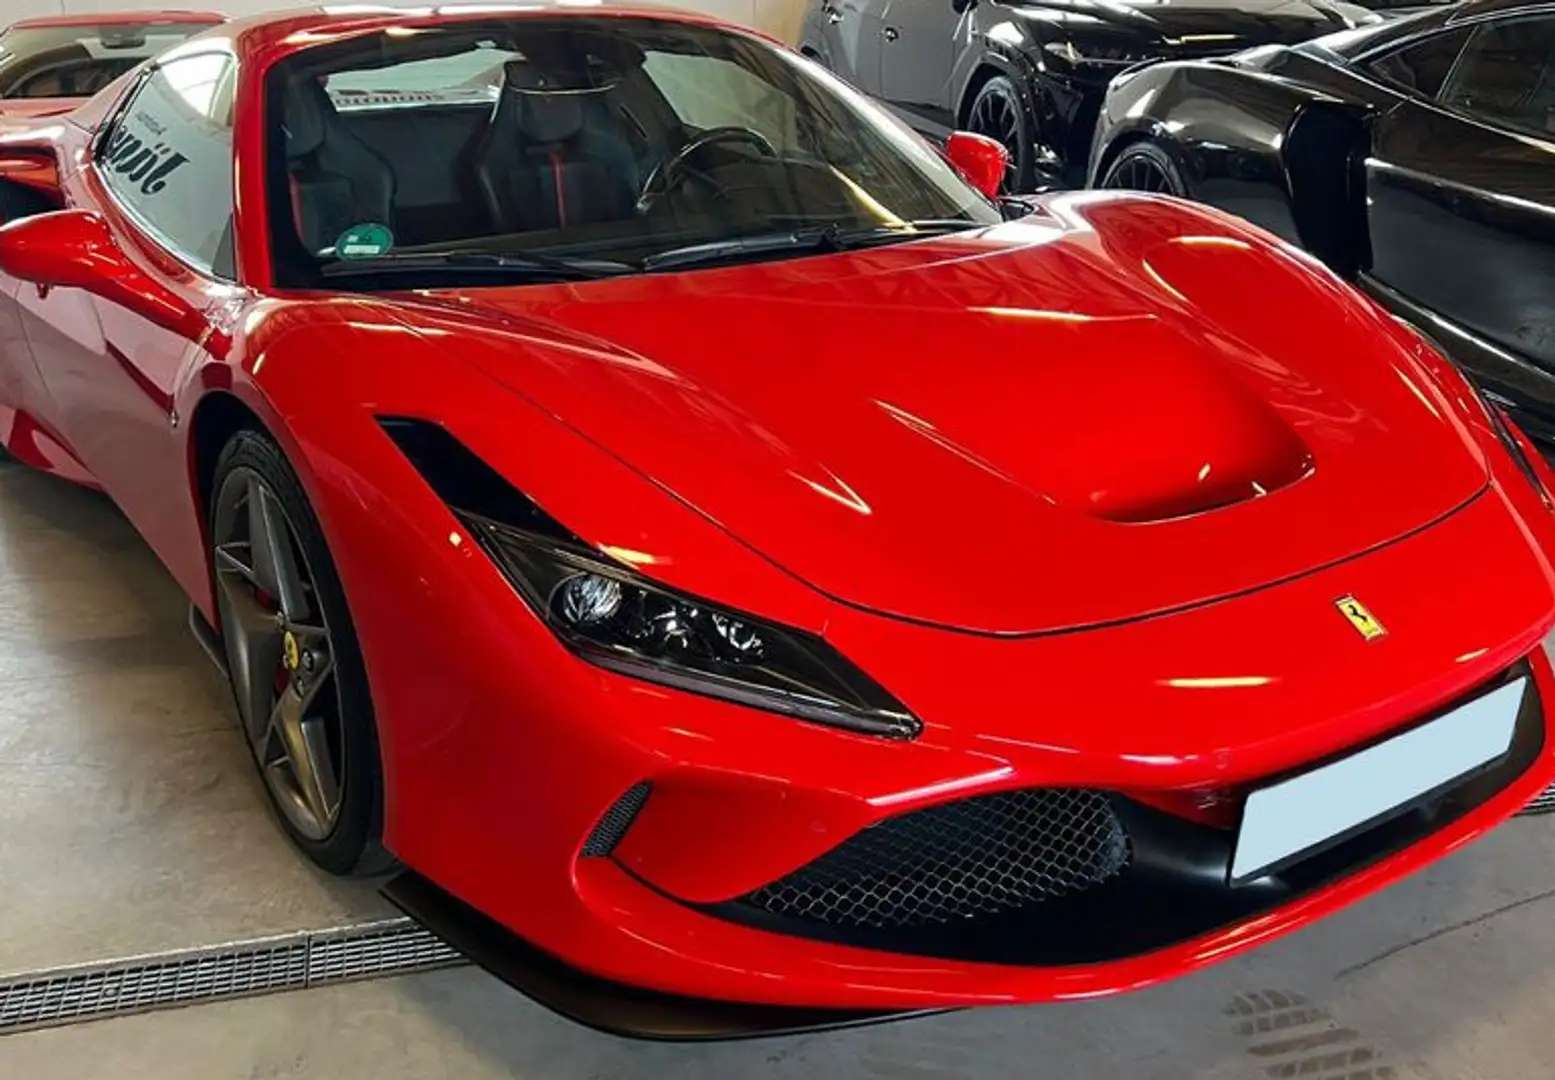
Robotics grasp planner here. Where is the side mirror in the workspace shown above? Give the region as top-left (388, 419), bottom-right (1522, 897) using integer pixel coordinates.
top-left (944, 130), bottom-right (1009, 200)
top-left (950, 0), bottom-right (975, 11)
top-left (0, 209), bottom-right (203, 338)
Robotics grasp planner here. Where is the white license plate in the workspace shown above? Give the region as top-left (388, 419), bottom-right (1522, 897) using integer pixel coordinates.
top-left (1230, 676), bottom-right (1526, 883)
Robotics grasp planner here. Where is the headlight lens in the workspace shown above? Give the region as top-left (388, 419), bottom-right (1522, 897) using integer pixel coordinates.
top-left (462, 513), bottom-right (921, 739)
top-left (1043, 39), bottom-right (1156, 67)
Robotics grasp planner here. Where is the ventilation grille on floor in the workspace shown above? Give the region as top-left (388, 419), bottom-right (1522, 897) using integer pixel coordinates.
top-left (0, 917), bottom-right (465, 1036)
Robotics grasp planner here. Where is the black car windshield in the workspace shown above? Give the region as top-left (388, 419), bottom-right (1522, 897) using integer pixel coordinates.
top-left (264, 16), bottom-right (1001, 289)
top-left (0, 21), bottom-right (215, 99)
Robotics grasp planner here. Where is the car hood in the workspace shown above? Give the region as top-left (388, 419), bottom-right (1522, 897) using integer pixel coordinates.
top-left (417, 196), bottom-right (1487, 635)
top-left (1009, 0), bottom-right (1357, 44)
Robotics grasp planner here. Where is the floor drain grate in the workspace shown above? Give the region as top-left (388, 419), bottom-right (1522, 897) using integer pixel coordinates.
top-left (0, 917), bottom-right (466, 1035)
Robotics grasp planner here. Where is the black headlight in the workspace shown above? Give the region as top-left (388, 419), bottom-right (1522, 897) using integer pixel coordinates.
top-left (461, 513), bottom-right (921, 739)
top-left (1042, 39), bottom-right (1158, 68)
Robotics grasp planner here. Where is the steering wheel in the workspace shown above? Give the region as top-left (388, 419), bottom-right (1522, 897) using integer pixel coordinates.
top-left (635, 126), bottom-right (778, 215)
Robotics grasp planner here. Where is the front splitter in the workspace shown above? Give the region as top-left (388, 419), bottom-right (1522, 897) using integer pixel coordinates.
top-left (380, 871), bottom-right (942, 1040)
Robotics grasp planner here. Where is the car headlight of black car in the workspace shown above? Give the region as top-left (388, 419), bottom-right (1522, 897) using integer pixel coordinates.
top-left (460, 513), bottom-right (921, 739)
top-left (1042, 39), bottom-right (1158, 68)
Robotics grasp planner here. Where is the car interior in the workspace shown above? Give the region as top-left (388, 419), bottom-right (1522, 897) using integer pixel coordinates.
top-left (270, 28), bottom-right (716, 267)
top-left (265, 20), bottom-right (899, 285)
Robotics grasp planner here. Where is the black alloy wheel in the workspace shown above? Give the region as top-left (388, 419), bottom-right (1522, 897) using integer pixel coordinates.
top-left (966, 75), bottom-right (1036, 194)
top-left (211, 430), bottom-right (389, 875)
top-left (1101, 141), bottom-right (1188, 197)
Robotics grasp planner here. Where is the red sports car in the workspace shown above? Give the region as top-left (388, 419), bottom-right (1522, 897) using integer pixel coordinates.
top-left (0, 1), bottom-right (1552, 1040)
top-left (0, 10), bottom-right (222, 119)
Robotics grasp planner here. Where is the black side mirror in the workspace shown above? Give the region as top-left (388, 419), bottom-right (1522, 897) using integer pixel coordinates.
top-left (951, 0), bottom-right (975, 12)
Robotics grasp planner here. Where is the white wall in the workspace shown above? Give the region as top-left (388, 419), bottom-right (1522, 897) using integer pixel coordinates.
top-left (3, 0), bottom-right (807, 44)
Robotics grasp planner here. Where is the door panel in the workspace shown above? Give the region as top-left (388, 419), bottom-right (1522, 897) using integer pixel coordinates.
top-left (16, 241), bottom-right (218, 575)
top-left (1365, 21), bottom-right (1555, 378)
top-left (878, 0), bottom-right (958, 111)
top-left (827, 0), bottom-right (890, 90)
top-left (20, 49), bottom-right (238, 599)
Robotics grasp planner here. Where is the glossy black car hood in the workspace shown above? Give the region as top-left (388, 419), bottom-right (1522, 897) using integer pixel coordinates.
top-left (1007, 0), bottom-right (1360, 43)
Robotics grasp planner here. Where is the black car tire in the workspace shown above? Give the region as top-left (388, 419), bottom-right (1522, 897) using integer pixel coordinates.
top-left (211, 429), bottom-right (392, 877)
top-left (966, 75), bottom-right (1036, 194)
top-left (1101, 140), bottom-right (1188, 197)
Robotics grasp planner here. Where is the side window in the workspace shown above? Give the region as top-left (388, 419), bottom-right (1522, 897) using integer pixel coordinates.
top-left (98, 52), bottom-right (237, 277)
top-left (1439, 16), bottom-right (1555, 137)
top-left (1367, 27), bottom-right (1472, 99)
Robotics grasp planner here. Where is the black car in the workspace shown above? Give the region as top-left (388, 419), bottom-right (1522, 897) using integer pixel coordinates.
top-left (798, 0), bottom-right (1426, 190)
top-left (1087, 0), bottom-right (1555, 444)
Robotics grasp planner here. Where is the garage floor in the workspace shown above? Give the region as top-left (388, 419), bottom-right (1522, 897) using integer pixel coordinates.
top-left (4, 456), bottom-right (1555, 1080)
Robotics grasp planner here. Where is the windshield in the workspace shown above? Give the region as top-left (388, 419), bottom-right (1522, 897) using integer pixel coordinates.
top-left (264, 17), bottom-right (1001, 289)
top-left (0, 22), bottom-right (215, 99)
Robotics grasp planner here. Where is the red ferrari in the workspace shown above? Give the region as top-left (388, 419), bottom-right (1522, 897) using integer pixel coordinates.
top-left (0, 10), bottom-right (222, 120)
top-left (0, 1), bottom-right (1552, 1040)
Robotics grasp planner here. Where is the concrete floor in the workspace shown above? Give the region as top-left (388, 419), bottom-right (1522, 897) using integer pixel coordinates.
top-left (4, 455), bottom-right (1555, 1079)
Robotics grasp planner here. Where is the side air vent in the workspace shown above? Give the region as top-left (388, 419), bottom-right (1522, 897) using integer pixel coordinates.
top-left (581, 782), bottom-right (652, 857)
top-left (376, 417), bottom-right (583, 543)
top-left (1521, 781), bottom-right (1555, 816)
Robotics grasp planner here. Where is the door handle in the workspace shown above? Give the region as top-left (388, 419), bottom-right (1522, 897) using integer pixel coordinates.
top-left (883, 26), bottom-right (899, 41)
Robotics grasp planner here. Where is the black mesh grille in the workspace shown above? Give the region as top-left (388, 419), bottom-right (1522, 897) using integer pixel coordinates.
top-left (744, 789), bottom-right (1129, 929)
top-left (580, 782), bottom-right (651, 857)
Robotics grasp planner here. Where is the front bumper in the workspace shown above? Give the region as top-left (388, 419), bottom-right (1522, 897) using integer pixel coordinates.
top-left (387, 656), bottom-right (1549, 1039)
top-left (368, 465), bottom-right (1555, 1030)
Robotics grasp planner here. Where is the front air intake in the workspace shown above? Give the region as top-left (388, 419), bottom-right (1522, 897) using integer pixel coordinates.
top-left (744, 788), bottom-right (1129, 929)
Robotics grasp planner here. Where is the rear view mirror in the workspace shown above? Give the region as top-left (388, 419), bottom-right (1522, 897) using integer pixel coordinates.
top-left (944, 130), bottom-right (1008, 200)
top-left (0, 209), bottom-right (205, 339)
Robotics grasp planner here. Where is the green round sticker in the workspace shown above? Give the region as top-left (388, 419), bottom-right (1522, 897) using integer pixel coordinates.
top-left (335, 223), bottom-right (393, 259)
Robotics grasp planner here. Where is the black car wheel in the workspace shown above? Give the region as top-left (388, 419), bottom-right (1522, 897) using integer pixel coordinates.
top-left (967, 75), bottom-right (1035, 194)
top-left (211, 429), bottom-right (391, 876)
top-left (1101, 141), bottom-right (1187, 196)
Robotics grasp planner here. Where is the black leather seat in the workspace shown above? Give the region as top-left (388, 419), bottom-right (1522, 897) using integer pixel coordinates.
top-left (282, 77), bottom-right (396, 254)
top-left (469, 62), bottom-right (638, 233)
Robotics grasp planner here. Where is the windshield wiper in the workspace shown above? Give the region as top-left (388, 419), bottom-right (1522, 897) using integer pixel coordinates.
top-left (641, 219), bottom-right (985, 273)
top-left (318, 249), bottom-right (636, 282)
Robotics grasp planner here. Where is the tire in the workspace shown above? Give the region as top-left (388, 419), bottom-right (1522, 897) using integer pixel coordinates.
top-left (210, 429), bottom-right (390, 876)
top-left (1100, 140), bottom-right (1188, 197)
top-left (965, 75), bottom-right (1036, 194)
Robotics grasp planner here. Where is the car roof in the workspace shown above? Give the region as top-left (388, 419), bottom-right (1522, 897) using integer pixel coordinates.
top-left (172, 1), bottom-right (761, 71)
top-left (9, 11), bottom-right (226, 31)
top-left (1447, 0), bottom-right (1555, 18)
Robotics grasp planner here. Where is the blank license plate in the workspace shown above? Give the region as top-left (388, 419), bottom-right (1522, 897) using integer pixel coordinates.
top-left (1230, 676), bottom-right (1526, 883)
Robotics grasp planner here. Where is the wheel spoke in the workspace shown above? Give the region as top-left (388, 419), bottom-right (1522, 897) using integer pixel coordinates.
top-left (214, 544), bottom-right (259, 587)
top-left (268, 684), bottom-right (340, 833)
top-left (217, 575), bottom-right (284, 743)
top-left (247, 477), bottom-right (309, 620)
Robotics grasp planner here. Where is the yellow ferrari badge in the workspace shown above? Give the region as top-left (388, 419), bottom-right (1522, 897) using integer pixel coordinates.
top-left (1335, 596), bottom-right (1386, 641)
top-left (283, 630), bottom-right (302, 671)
